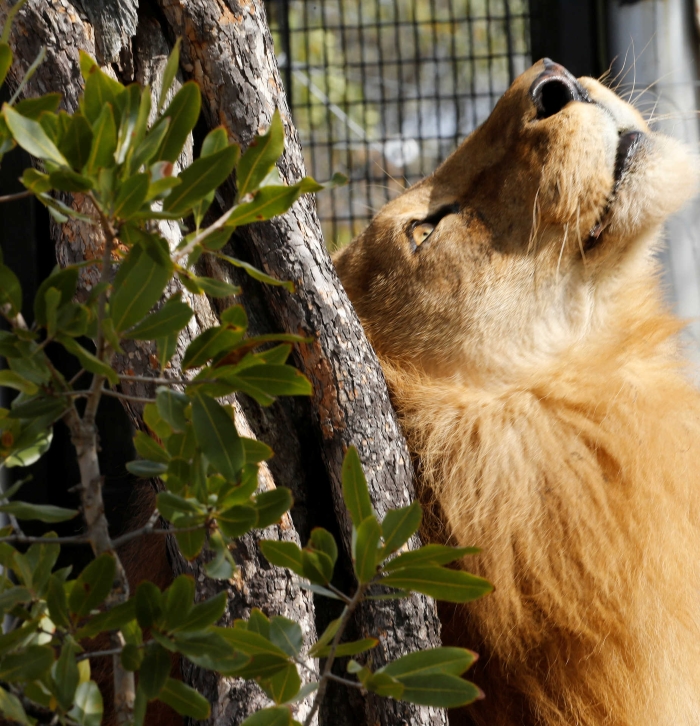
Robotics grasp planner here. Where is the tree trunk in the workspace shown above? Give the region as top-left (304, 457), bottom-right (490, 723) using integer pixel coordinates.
top-left (0, 1), bottom-right (447, 724)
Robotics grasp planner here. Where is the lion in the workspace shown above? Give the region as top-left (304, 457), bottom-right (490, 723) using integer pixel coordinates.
top-left (333, 58), bottom-right (700, 726)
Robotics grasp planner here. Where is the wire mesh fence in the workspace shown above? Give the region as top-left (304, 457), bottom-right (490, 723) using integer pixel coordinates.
top-left (267, 0), bottom-right (532, 248)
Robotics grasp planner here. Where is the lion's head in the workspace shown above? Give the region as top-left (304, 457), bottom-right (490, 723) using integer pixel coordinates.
top-left (334, 59), bottom-right (698, 380)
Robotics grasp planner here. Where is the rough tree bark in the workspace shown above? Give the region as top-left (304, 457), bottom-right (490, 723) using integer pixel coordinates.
top-left (0, 1), bottom-right (448, 724)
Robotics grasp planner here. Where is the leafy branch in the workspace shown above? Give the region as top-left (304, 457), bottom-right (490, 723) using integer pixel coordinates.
top-left (0, 26), bottom-right (492, 726)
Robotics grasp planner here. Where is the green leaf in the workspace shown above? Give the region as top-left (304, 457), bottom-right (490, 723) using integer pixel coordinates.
top-left (189, 275), bottom-right (241, 298)
top-left (307, 527), bottom-right (338, 569)
top-left (169, 631), bottom-right (242, 670)
top-left (0, 587), bottom-right (31, 615)
top-left (156, 491), bottom-right (201, 520)
top-left (158, 39), bottom-right (181, 113)
top-left (0, 644), bottom-right (53, 681)
top-left (46, 575), bottom-right (71, 629)
top-left (121, 643), bottom-right (143, 671)
top-left (158, 678), bottom-right (211, 719)
top-left (115, 83), bottom-right (142, 165)
top-left (354, 515), bottom-right (381, 583)
top-left (0, 686), bottom-right (30, 725)
top-left (162, 574), bottom-right (195, 625)
top-left (0, 43), bottom-right (12, 88)
top-left (133, 581), bottom-right (162, 630)
top-left (216, 625), bottom-right (290, 659)
top-left (255, 488), bottom-right (292, 529)
top-left (68, 553), bottom-right (117, 617)
top-left (34, 265), bottom-right (78, 325)
top-left (381, 566), bottom-right (493, 603)
top-left (2, 104), bottom-right (68, 165)
top-left (217, 504), bottom-right (257, 539)
top-left (68, 681), bottom-right (104, 726)
top-left (240, 707), bottom-right (292, 726)
top-left (200, 226), bottom-right (234, 252)
top-left (7, 395), bottom-right (68, 420)
top-left (44, 286), bottom-right (60, 336)
top-left (259, 540), bottom-right (304, 577)
top-left (228, 653), bottom-right (290, 680)
top-left (312, 637), bottom-right (378, 659)
top-left (126, 459), bottom-right (168, 477)
top-left (7, 396), bottom-right (65, 419)
top-left (308, 618), bottom-right (340, 659)
top-left (155, 388), bottom-right (189, 432)
top-left (191, 394), bottom-right (245, 481)
top-left (0, 501), bottom-right (77, 523)
top-left (205, 534), bottom-right (235, 580)
top-left (126, 298), bottom-right (192, 341)
top-left (21, 167), bottom-right (52, 194)
top-left (182, 326), bottom-right (244, 370)
top-left (365, 672), bottom-right (404, 699)
top-left (0, 370), bottom-right (37, 395)
top-left (58, 113), bottom-right (93, 170)
top-left (170, 591), bottom-right (226, 633)
top-left (133, 430), bottom-right (170, 464)
top-left (0, 264), bottom-right (21, 315)
top-left (241, 437), bottom-right (273, 464)
top-left (52, 640), bottom-right (80, 710)
top-left (56, 334), bottom-right (120, 385)
top-left (75, 600), bottom-right (136, 641)
top-left (237, 109), bottom-right (285, 198)
top-left (380, 647), bottom-right (477, 679)
top-left (226, 182), bottom-right (314, 229)
top-left (380, 501), bottom-right (422, 558)
top-left (48, 168), bottom-right (93, 192)
top-left (14, 94), bottom-right (61, 121)
top-left (342, 446), bottom-right (374, 529)
top-left (201, 127), bottom-right (230, 157)
top-left (396, 673), bottom-right (482, 708)
top-left (220, 304), bottom-right (249, 328)
top-left (3, 426), bottom-right (53, 468)
top-left (175, 525), bottom-right (206, 561)
top-left (247, 608), bottom-right (270, 638)
top-left (261, 662), bottom-right (301, 705)
top-left (269, 617), bottom-right (302, 658)
top-left (113, 173), bottom-right (149, 218)
top-left (301, 550), bottom-right (333, 585)
top-left (85, 103), bottom-right (117, 173)
top-left (139, 644), bottom-right (171, 699)
top-left (163, 144), bottom-right (239, 213)
top-left (234, 365), bottom-right (312, 398)
top-left (382, 544), bottom-right (480, 573)
top-left (110, 244), bottom-right (172, 332)
top-left (156, 82), bottom-right (201, 162)
top-left (132, 119), bottom-right (171, 172)
top-left (81, 65), bottom-right (124, 124)
top-left (157, 334), bottom-right (178, 372)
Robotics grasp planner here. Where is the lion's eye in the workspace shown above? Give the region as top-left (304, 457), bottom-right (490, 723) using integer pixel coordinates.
top-left (412, 222), bottom-right (435, 247)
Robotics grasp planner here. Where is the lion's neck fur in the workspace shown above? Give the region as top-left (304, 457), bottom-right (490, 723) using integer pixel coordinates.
top-left (380, 270), bottom-right (700, 725)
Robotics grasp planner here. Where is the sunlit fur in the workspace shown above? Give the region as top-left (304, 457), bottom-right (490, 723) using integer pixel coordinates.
top-left (334, 60), bottom-right (700, 725)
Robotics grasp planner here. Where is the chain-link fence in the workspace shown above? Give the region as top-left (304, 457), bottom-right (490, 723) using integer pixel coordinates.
top-left (267, 0), bottom-right (532, 248)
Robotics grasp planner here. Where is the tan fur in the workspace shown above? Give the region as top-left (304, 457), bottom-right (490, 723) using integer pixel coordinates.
top-left (334, 60), bottom-right (700, 725)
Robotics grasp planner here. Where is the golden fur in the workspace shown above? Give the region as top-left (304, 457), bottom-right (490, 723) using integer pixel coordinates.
top-left (334, 59), bottom-right (700, 725)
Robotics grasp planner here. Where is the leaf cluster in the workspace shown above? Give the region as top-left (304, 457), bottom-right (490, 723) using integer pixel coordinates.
top-left (0, 26), bottom-right (492, 726)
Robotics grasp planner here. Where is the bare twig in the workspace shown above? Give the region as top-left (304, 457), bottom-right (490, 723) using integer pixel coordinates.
top-left (303, 581), bottom-right (371, 726)
top-left (0, 189), bottom-right (33, 204)
top-left (77, 647), bottom-right (124, 662)
top-left (326, 673), bottom-right (363, 690)
top-left (118, 373), bottom-right (193, 386)
top-left (0, 533), bottom-right (89, 545)
top-left (101, 389), bottom-right (156, 405)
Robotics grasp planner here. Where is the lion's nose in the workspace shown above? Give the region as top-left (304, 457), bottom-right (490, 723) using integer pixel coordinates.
top-left (530, 59), bottom-right (591, 119)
